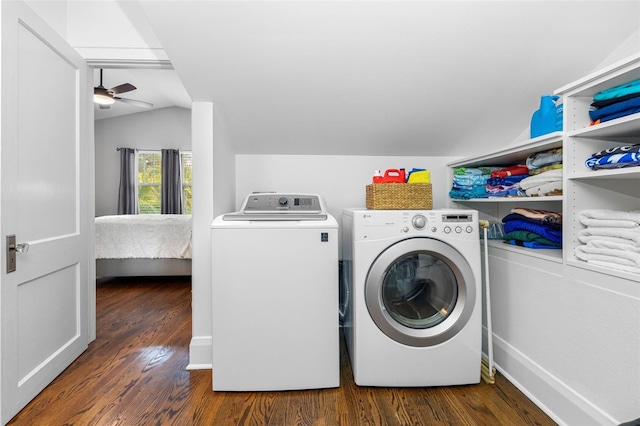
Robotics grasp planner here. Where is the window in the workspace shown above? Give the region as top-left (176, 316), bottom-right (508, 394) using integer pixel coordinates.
top-left (181, 151), bottom-right (192, 214)
top-left (138, 151), bottom-right (162, 214)
top-left (136, 150), bottom-right (192, 214)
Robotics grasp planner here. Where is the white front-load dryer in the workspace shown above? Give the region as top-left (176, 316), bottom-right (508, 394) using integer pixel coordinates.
top-left (342, 208), bottom-right (481, 387)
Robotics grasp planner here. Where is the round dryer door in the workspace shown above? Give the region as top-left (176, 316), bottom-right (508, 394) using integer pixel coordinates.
top-left (365, 237), bottom-right (476, 347)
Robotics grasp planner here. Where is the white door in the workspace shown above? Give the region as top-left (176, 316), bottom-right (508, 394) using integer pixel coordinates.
top-left (0, 2), bottom-right (91, 423)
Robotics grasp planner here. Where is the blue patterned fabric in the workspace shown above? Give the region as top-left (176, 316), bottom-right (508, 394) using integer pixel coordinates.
top-left (585, 152), bottom-right (640, 170)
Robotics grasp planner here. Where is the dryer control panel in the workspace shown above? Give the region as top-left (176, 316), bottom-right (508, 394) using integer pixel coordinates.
top-left (439, 213), bottom-right (476, 236)
top-left (347, 208), bottom-right (478, 241)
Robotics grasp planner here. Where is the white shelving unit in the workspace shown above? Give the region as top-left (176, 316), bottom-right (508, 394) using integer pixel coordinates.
top-left (447, 54), bottom-right (640, 425)
top-left (447, 132), bottom-right (564, 263)
top-left (556, 53), bottom-right (640, 282)
top-left (447, 53), bottom-right (640, 278)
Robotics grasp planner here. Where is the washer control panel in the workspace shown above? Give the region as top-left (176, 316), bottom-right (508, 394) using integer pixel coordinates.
top-left (242, 193), bottom-right (322, 212)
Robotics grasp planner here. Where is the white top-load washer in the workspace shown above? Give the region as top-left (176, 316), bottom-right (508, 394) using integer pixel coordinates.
top-left (211, 193), bottom-right (339, 391)
top-left (342, 208), bottom-right (481, 387)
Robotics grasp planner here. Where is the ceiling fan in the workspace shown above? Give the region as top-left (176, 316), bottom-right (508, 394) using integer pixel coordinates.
top-left (93, 69), bottom-right (154, 109)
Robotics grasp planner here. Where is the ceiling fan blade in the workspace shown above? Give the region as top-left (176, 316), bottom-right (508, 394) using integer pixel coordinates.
top-left (114, 97), bottom-right (154, 109)
top-left (109, 83), bottom-right (136, 95)
top-left (99, 104), bottom-right (111, 109)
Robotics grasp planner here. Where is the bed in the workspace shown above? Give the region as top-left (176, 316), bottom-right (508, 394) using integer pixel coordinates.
top-left (95, 214), bottom-right (192, 277)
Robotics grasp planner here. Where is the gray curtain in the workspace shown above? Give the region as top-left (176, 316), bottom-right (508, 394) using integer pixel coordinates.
top-left (117, 148), bottom-right (139, 215)
top-left (161, 149), bottom-right (183, 214)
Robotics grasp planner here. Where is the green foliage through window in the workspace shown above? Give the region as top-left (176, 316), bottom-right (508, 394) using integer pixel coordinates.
top-left (181, 152), bottom-right (193, 214)
top-left (138, 152), bottom-right (161, 214)
top-left (137, 150), bottom-right (192, 214)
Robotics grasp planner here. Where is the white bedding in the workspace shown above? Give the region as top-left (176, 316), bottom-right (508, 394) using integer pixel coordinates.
top-left (95, 214), bottom-right (192, 259)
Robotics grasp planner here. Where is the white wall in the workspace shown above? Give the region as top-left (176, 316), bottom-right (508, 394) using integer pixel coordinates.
top-left (188, 102), bottom-right (237, 369)
top-left (94, 106), bottom-right (191, 216)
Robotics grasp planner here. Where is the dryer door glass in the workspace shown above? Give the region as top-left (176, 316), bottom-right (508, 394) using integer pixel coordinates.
top-left (382, 252), bottom-right (457, 329)
top-left (365, 237), bottom-right (476, 347)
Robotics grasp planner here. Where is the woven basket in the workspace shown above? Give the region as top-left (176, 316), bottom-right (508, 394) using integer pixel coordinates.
top-left (366, 183), bottom-right (433, 210)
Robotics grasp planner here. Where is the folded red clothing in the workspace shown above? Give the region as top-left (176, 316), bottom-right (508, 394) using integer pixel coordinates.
top-left (490, 165), bottom-right (529, 178)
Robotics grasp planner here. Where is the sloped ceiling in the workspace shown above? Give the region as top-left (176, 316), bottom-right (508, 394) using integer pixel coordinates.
top-left (140, 1), bottom-right (639, 156)
top-left (24, 0), bottom-right (193, 121)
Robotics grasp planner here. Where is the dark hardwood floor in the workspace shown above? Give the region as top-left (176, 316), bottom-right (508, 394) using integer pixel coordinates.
top-left (8, 276), bottom-right (556, 426)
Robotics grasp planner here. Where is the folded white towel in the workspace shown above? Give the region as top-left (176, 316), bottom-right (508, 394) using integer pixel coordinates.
top-left (578, 227), bottom-right (640, 247)
top-left (574, 245), bottom-right (640, 267)
top-left (518, 169), bottom-right (563, 190)
top-left (586, 239), bottom-right (640, 253)
top-left (579, 209), bottom-right (640, 227)
top-left (582, 259), bottom-right (640, 274)
top-left (524, 181), bottom-right (563, 197)
top-left (580, 218), bottom-right (640, 228)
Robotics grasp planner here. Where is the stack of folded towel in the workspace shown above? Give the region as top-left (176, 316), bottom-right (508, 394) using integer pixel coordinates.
top-left (589, 78), bottom-right (640, 124)
top-left (575, 209), bottom-right (640, 273)
top-left (584, 143), bottom-right (640, 170)
top-left (485, 165), bottom-right (528, 197)
top-left (449, 167), bottom-right (496, 200)
top-left (501, 208), bottom-right (562, 249)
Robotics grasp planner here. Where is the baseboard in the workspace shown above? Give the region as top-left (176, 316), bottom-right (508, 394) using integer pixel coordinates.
top-left (187, 336), bottom-right (212, 370)
top-left (489, 333), bottom-right (616, 426)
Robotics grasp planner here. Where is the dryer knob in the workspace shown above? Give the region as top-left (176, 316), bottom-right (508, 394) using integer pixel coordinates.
top-left (412, 215), bottom-right (427, 230)
top-left (278, 197), bottom-right (288, 206)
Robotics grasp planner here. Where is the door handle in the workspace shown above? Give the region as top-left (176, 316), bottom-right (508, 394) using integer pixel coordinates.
top-left (6, 235), bottom-right (29, 273)
top-left (11, 242), bottom-right (30, 253)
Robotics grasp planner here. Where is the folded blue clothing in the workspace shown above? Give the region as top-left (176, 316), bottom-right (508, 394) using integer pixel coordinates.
top-left (486, 175), bottom-right (528, 186)
top-left (486, 188), bottom-right (525, 198)
top-left (506, 240), bottom-right (562, 249)
top-left (593, 78), bottom-right (640, 101)
top-left (449, 186), bottom-right (488, 200)
top-left (591, 92), bottom-right (640, 108)
top-left (452, 175), bottom-right (489, 187)
top-left (594, 106), bottom-right (640, 123)
top-left (502, 213), bottom-right (562, 229)
top-left (503, 219), bottom-right (563, 244)
top-left (589, 96), bottom-right (640, 121)
top-left (585, 152), bottom-right (640, 169)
